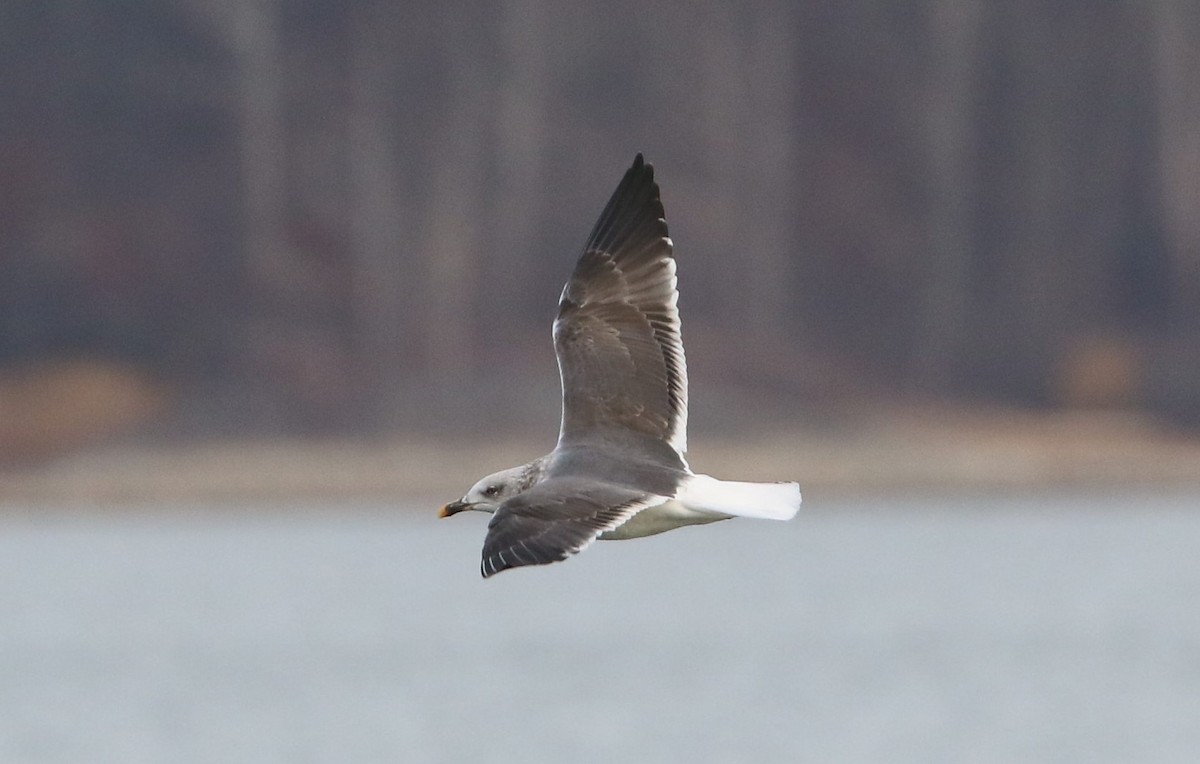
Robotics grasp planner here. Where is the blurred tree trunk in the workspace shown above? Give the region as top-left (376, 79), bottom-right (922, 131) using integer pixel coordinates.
top-left (699, 3), bottom-right (742, 321)
top-left (349, 2), bottom-right (407, 404)
top-left (492, 0), bottom-right (548, 327)
top-left (1010, 6), bottom-right (1073, 400)
top-left (209, 0), bottom-right (302, 427)
top-left (910, 0), bottom-right (983, 393)
top-left (227, 0), bottom-right (288, 281)
top-left (1147, 0), bottom-right (1200, 423)
top-left (421, 24), bottom-right (487, 376)
top-left (1152, 0), bottom-right (1200, 330)
top-left (743, 2), bottom-right (797, 337)
top-left (967, 2), bottom-right (1082, 401)
top-left (701, 2), bottom-right (795, 337)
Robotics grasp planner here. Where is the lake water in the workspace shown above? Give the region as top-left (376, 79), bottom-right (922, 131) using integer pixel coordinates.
top-left (1, 492), bottom-right (1198, 763)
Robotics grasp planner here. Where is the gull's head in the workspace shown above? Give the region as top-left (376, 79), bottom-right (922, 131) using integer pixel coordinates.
top-left (439, 466), bottom-right (527, 518)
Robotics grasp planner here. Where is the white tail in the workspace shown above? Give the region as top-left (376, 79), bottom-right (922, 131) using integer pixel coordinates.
top-left (675, 474), bottom-right (801, 521)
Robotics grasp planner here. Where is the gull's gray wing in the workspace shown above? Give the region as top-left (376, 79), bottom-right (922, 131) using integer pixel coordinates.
top-left (480, 477), bottom-right (666, 578)
top-left (553, 154), bottom-right (689, 462)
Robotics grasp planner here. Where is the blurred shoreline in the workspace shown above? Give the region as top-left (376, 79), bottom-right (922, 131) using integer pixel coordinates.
top-left (3, 405), bottom-right (1199, 507)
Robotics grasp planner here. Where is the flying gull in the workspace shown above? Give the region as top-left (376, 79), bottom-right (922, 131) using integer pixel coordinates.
top-left (440, 154), bottom-right (801, 577)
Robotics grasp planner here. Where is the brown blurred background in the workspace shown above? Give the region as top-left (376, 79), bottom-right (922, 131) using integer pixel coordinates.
top-left (3, 1), bottom-right (1200, 500)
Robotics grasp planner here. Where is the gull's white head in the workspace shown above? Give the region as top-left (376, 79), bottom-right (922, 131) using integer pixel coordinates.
top-left (439, 466), bottom-right (530, 518)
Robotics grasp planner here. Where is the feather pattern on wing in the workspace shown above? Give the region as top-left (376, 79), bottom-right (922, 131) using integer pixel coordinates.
top-left (480, 478), bottom-right (666, 577)
top-left (553, 154), bottom-right (689, 458)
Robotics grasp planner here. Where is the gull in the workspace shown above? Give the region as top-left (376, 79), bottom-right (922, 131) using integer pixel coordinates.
top-left (440, 154), bottom-right (801, 577)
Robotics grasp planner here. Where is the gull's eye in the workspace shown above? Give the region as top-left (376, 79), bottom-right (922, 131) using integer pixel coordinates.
top-left (483, 485), bottom-right (499, 498)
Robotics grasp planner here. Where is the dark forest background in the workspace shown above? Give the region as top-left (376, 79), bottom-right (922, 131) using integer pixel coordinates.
top-left (3, 0), bottom-right (1200, 460)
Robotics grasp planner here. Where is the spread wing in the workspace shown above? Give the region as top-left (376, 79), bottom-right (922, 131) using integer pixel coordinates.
top-left (480, 478), bottom-right (666, 578)
top-left (553, 154), bottom-right (689, 458)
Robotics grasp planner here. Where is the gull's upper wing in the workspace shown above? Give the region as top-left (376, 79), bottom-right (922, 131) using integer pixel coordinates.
top-left (480, 477), bottom-right (666, 578)
top-left (553, 154), bottom-right (689, 459)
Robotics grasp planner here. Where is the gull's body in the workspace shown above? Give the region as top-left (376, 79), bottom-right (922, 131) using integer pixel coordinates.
top-left (441, 155), bottom-right (801, 577)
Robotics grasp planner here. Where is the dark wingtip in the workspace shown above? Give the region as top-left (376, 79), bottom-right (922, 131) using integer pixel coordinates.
top-left (578, 154), bottom-right (663, 256)
top-left (480, 548), bottom-right (556, 578)
top-left (481, 556), bottom-right (500, 578)
top-left (631, 152), bottom-right (652, 179)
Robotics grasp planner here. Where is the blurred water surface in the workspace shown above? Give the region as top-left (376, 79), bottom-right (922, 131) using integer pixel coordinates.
top-left (1, 493), bottom-right (1198, 763)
